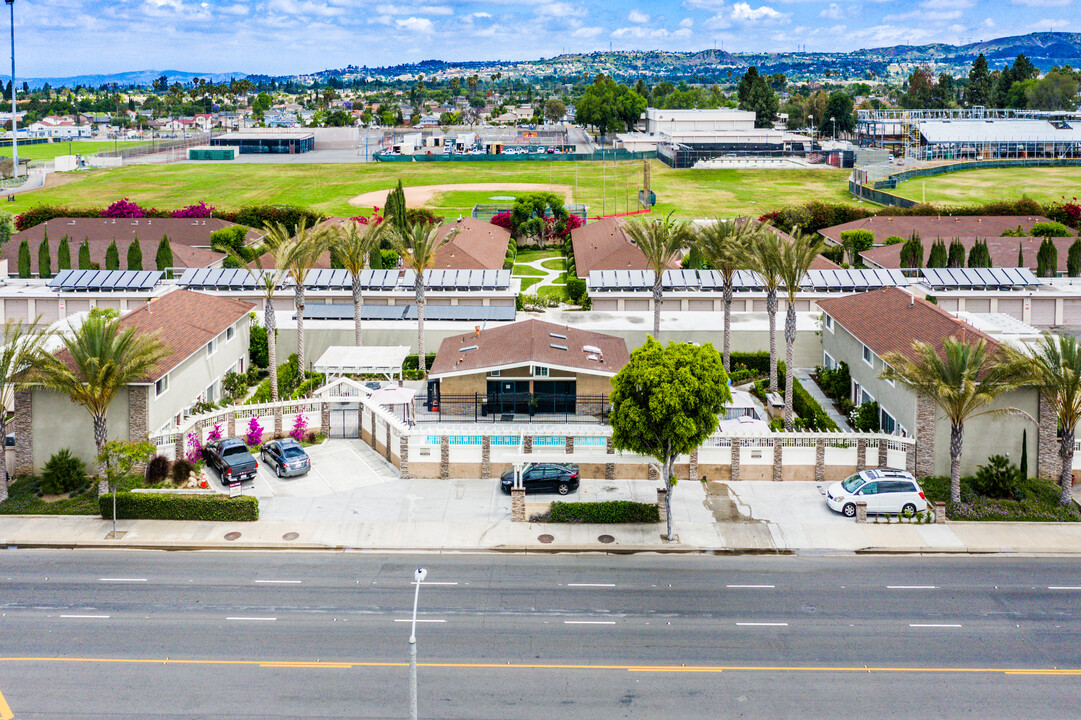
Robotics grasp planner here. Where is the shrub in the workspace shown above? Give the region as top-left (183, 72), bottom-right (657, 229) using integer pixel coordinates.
top-left (249, 324), bottom-right (269, 368)
top-left (849, 400), bottom-right (880, 432)
top-left (380, 249), bottom-right (399, 268)
top-left (145, 455), bottom-right (171, 484)
top-left (973, 455), bottom-right (1023, 500)
top-left (245, 416), bottom-right (264, 447)
top-left (883, 235), bottom-right (905, 246)
top-left (100, 492), bottom-right (259, 521)
top-left (208, 423), bottom-right (223, 442)
top-left (290, 375), bottom-right (325, 399)
top-left (1037, 237), bottom-right (1058, 277)
top-left (223, 371), bottom-right (248, 402)
top-left (539, 500), bottom-right (660, 524)
top-left (1068, 238), bottom-right (1081, 277)
top-left (1030, 221), bottom-right (1072, 238)
top-left (17, 239), bottom-right (30, 278)
top-left (40, 449), bottom-right (87, 495)
top-left (947, 238), bottom-right (965, 268)
top-left (839, 229), bottom-right (873, 264)
top-left (185, 431), bottom-right (203, 464)
top-left (209, 226), bottom-right (248, 255)
top-left (816, 361), bottom-right (851, 400)
top-left (171, 458), bottom-right (194, 484)
top-left (78, 238), bottom-right (91, 269)
top-left (230, 204), bottom-right (322, 233)
top-left (57, 235), bottom-right (71, 270)
top-left (103, 198), bottom-right (147, 218)
top-left (405, 208), bottom-right (444, 226)
top-left (566, 277), bottom-right (587, 303)
top-left (171, 202), bottom-right (215, 218)
top-left (156, 236), bottom-right (174, 271)
top-left (290, 413), bottom-right (309, 442)
top-left (126, 238), bottom-right (143, 270)
top-left (927, 239), bottom-right (947, 268)
top-left (37, 238), bottom-right (52, 279)
top-left (491, 210), bottom-right (513, 231)
top-left (104, 240), bottom-right (120, 270)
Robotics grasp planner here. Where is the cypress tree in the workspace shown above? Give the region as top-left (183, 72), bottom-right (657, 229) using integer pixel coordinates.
top-left (105, 239), bottom-right (120, 270)
top-left (1018, 242), bottom-right (1025, 269)
top-left (37, 238), bottom-right (52, 278)
top-left (947, 238), bottom-right (965, 268)
top-left (78, 237), bottom-right (91, 270)
top-left (967, 239), bottom-right (991, 268)
top-left (155, 235), bottom-right (174, 271)
top-left (1019, 428), bottom-right (1029, 479)
top-left (899, 232), bottom-right (923, 269)
top-left (1037, 237), bottom-right (1057, 277)
top-left (57, 235), bottom-right (71, 270)
top-left (927, 239), bottom-right (948, 268)
top-left (17, 239), bottom-right (30, 278)
top-left (385, 179), bottom-right (407, 234)
top-left (1067, 238), bottom-right (1081, 277)
top-left (127, 236), bottom-right (143, 270)
top-left (368, 247), bottom-right (383, 269)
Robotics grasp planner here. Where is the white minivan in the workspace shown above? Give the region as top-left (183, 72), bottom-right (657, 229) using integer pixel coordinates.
top-left (826, 468), bottom-right (928, 518)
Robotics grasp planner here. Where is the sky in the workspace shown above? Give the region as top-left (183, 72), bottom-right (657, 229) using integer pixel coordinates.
top-left (10, 0), bottom-right (1081, 78)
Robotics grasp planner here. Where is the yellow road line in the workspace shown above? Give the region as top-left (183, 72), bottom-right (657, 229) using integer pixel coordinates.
top-left (0, 686), bottom-right (13, 720)
top-left (0, 657), bottom-right (1077, 676)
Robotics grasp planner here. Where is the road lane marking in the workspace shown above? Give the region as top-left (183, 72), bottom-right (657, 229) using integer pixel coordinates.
top-left (909, 624), bottom-right (962, 628)
top-left (736, 622), bottom-right (788, 627)
top-left (60, 614), bottom-right (109, 619)
top-left (8, 656), bottom-right (1078, 676)
top-left (1048, 586), bottom-right (1081, 590)
top-left (564, 621), bottom-right (616, 625)
top-left (567, 583), bottom-right (616, 587)
top-left (0, 686), bottom-right (12, 720)
top-left (99, 578), bottom-right (147, 583)
top-left (888, 585), bottom-right (937, 589)
top-left (227, 617), bottom-right (277, 622)
top-left (254, 580), bottom-right (302, 585)
top-left (412, 582), bottom-right (458, 586)
top-left (393, 619), bottom-right (446, 623)
top-left (727, 584), bottom-right (775, 589)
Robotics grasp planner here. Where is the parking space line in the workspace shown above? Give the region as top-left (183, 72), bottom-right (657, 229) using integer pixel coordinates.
top-left (394, 619), bottom-right (446, 623)
top-left (60, 614), bottom-right (109, 619)
top-left (563, 620), bottom-right (616, 625)
top-left (909, 624), bottom-right (962, 628)
top-left (254, 580), bottom-right (301, 585)
top-left (227, 617), bottom-right (277, 622)
top-left (0, 686), bottom-right (12, 720)
top-left (887, 585), bottom-right (938, 589)
top-left (567, 583), bottom-right (615, 588)
top-left (1048, 586), bottom-right (1081, 590)
top-left (736, 622), bottom-right (788, 627)
top-left (99, 578), bottom-right (147, 583)
top-left (727, 584), bottom-right (774, 589)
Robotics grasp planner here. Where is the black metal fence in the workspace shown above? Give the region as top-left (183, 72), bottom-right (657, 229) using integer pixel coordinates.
top-left (417, 393), bottom-right (610, 424)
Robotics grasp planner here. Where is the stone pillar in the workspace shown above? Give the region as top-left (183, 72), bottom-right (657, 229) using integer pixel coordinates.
top-left (730, 438), bottom-right (741, 482)
top-left (648, 464), bottom-right (659, 482)
top-left (689, 447), bottom-right (699, 482)
top-left (274, 409), bottom-right (283, 437)
top-left (877, 439), bottom-right (889, 468)
top-left (855, 500), bottom-right (867, 524)
top-left (906, 441), bottom-right (917, 476)
top-left (174, 431), bottom-right (185, 464)
top-left (127, 385), bottom-right (150, 472)
top-left (565, 436), bottom-right (574, 454)
top-left (772, 438), bottom-right (783, 482)
top-left (399, 436), bottom-right (410, 479)
top-left (814, 439), bottom-right (826, 484)
top-left (440, 435), bottom-right (449, 480)
top-left (481, 436), bottom-right (491, 480)
top-left (605, 436), bottom-right (615, 481)
top-left (511, 487), bottom-right (526, 522)
top-left (1037, 394), bottom-right (1061, 481)
top-left (856, 438), bottom-right (867, 472)
top-left (934, 501), bottom-right (946, 524)
top-left (915, 393), bottom-right (936, 479)
top-left (320, 402), bottom-right (330, 437)
top-left (656, 487), bottom-right (668, 526)
top-left (523, 436), bottom-right (533, 454)
top-left (227, 411), bottom-right (236, 438)
top-left (13, 390), bottom-right (32, 478)
top-left (385, 424), bottom-right (392, 461)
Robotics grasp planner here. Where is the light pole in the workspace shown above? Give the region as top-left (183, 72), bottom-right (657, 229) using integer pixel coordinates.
top-left (831, 115), bottom-right (836, 142)
top-left (408, 567), bottom-right (427, 720)
top-left (808, 115), bottom-right (815, 149)
top-left (6, 0), bottom-right (16, 180)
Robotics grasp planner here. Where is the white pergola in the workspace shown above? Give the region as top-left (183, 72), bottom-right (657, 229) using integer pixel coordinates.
top-left (313, 345), bottom-right (411, 381)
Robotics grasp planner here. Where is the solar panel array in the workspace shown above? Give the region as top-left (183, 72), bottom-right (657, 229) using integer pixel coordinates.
top-left (421, 269), bottom-right (511, 290)
top-left (302, 303), bottom-right (516, 322)
top-left (177, 268), bottom-right (510, 292)
top-left (587, 269), bottom-right (655, 292)
top-left (47, 269), bottom-right (163, 292)
top-left (588, 268), bottom-right (906, 293)
top-left (919, 267), bottom-right (1039, 290)
top-left (803, 269), bottom-right (907, 291)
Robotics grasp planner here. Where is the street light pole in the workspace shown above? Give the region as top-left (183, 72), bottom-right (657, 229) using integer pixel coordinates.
top-left (6, 0), bottom-right (16, 180)
top-left (409, 567), bottom-right (427, 720)
top-left (831, 116), bottom-right (836, 142)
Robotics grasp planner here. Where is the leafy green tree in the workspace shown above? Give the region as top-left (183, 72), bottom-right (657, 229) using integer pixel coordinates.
top-left (967, 240), bottom-right (992, 268)
top-left (1037, 237), bottom-right (1058, 277)
top-left (881, 338), bottom-right (1029, 502)
top-left (0, 319), bottom-right (50, 502)
top-left (0, 209), bottom-right (13, 249)
top-left (1026, 70), bottom-right (1081, 111)
top-left (693, 218), bottom-right (762, 371)
top-left (387, 222), bottom-right (457, 375)
top-left (823, 91), bottom-right (855, 134)
top-left (609, 338), bottom-right (730, 541)
top-left (574, 74), bottom-right (646, 144)
top-left (17, 239), bottom-right (30, 278)
top-left (385, 180), bottom-right (407, 236)
top-left (622, 216), bottom-right (693, 337)
top-left (97, 439), bottom-right (155, 537)
top-left (1067, 238), bottom-right (1081, 277)
top-left (900, 232), bottom-right (923, 269)
top-left (510, 192), bottom-right (570, 246)
top-left (126, 238), bottom-right (143, 270)
top-left (543, 97), bottom-right (566, 124)
top-left (737, 66), bottom-right (779, 128)
top-left (78, 238), bottom-right (91, 270)
top-left (105, 240), bottom-right (120, 270)
top-left (34, 314), bottom-right (168, 492)
top-left (967, 53), bottom-right (993, 106)
top-left (332, 220), bottom-right (387, 346)
top-left (57, 235), bottom-right (71, 271)
top-left (947, 238), bottom-right (965, 268)
top-left (839, 229), bottom-right (873, 266)
top-left (155, 236), bottom-right (173, 271)
top-left (1018, 242), bottom-right (1026, 269)
top-left (37, 238), bottom-right (52, 279)
top-left (1030, 221), bottom-right (1071, 238)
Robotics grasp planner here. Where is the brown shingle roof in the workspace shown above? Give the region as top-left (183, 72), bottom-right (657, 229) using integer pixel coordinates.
top-left (860, 236), bottom-right (1077, 273)
top-left (817, 287), bottom-right (998, 364)
top-left (570, 217), bottom-right (681, 278)
top-left (429, 319), bottom-right (630, 378)
top-left (431, 218), bottom-right (511, 270)
top-left (15, 217), bottom-right (262, 248)
top-left (55, 289), bottom-right (255, 383)
top-left (817, 215), bottom-right (1052, 245)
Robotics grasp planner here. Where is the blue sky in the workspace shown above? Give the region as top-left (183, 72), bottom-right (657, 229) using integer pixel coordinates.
top-left (12, 0), bottom-right (1081, 77)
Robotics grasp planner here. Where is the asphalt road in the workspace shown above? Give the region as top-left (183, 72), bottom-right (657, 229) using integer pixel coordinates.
top-left (1, 551), bottom-right (1080, 719)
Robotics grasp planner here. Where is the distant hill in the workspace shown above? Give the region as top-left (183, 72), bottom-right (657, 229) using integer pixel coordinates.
top-left (21, 69), bottom-right (249, 90)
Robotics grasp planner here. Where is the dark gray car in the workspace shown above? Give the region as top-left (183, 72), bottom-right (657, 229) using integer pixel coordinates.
top-left (260, 439), bottom-right (311, 478)
top-left (500, 463), bottom-right (579, 495)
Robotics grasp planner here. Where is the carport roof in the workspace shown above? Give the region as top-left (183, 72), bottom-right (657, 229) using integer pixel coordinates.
top-left (314, 345), bottom-right (411, 377)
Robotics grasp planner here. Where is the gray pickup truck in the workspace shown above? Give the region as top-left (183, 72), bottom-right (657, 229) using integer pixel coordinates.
top-left (203, 438), bottom-right (258, 485)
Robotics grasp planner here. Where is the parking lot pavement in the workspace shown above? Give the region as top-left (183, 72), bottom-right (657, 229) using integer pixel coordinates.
top-left (723, 481), bottom-right (846, 524)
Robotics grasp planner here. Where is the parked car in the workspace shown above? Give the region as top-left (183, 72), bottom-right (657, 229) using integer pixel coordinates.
top-left (826, 468), bottom-right (927, 518)
top-left (260, 438), bottom-right (311, 478)
top-left (500, 463), bottom-right (580, 495)
top-left (203, 438), bottom-right (258, 485)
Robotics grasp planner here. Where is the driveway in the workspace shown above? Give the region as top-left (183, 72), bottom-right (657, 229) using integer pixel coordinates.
top-left (720, 480), bottom-right (848, 524)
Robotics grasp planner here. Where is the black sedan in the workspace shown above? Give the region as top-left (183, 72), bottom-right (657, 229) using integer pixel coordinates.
top-left (500, 463), bottom-right (579, 495)
top-left (260, 439), bottom-right (311, 478)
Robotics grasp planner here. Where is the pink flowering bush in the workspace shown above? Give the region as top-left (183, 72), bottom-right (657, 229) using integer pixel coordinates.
top-left (490, 211), bottom-right (513, 232)
top-left (185, 431), bottom-right (203, 464)
top-left (207, 422), bottom-right (223, 442)
top-left (290, 413), bottom-right (308, 442)
top-left (171, 202), bottom-right (215, 218)
top-left (103, 198), bottom-right (147, 218)
top-left (355, 207), bottom-right (384, 225)
top-left (245, 417), bottom-right (264, 447)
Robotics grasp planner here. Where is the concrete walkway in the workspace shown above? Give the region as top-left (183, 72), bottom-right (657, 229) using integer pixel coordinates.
top-left (513, 256), bottom-right (565, 292)
top-left (795, 368), bottom-right (854, 431)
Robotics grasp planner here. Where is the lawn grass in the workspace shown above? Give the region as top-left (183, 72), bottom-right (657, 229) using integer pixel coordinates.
top-left (921, 474), bottom-right (1081, 522)
top-left (514, 248), bottom-right (561, 263)
top-left (893, 166), bottom-right (1081, 206)
top-left (540, 258), bottom-right (565, 271)
top-left (5, 159), bottom-right (857, 220)
top-left (537, 285), bottom-right (568, 302)
top-left (0, 140), bottom-right (149, 161)
top-left (0, 474), bottom-right (148, 516)
top-left (512, 264), bottom-right (546, 276)
top-left (519, 276), bottom-right (543, 291)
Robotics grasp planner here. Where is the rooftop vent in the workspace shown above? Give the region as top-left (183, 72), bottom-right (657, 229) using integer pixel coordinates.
top-left (582, 344), bottom-right (602, 354)
top-left (550, 343), bottom-right (568, 351)
top-left (460, 345), bottom-right (478, 352)
top-left (549, 332), bottom-right (567, 339)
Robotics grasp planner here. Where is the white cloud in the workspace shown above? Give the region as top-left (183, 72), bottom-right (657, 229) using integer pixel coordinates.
top-left (628, 9), bottom-right (650, 23)
top-left (704, 12), bottom-right (732, 29)
top-left (471, 11), bottom-right (492, 18)
top-left (572, 26), bottom-right (603, 37)
top-left (730, 2), bottom-right (784, 22)
top-left (820, 3), bottom-right (843, 20)
top-left (395, 16), bottom-right (434, 33)
top-left (538, 2), bottom-right (587, 18)
top-left (980, 17), bottom-right (995, 29)
top-left (219, 4), bottom-right (250, 16)
top-left (679, 17), bottom-right (694, 28)
top-left (612, 26), bottom-right (670, 39)
top-left (682, 0), bottom-right (727, 8)
top-left (1012, 0), bottom-right (1070, 6)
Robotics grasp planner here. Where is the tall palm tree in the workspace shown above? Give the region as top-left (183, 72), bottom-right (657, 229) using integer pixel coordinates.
top-left (881, 338), bottom-right (1029, 503)
top-left (34, 315), bottom-right (168, 492)
top-left (694, 218), bottom-right (763, 372)
top-left (228, 245), bottom-right (291, 403)
top-left (742, 228), bottom-right (785, 392)
top-left (264, 219), bottom-right (333, 386)
top-left (0, 319), bottom-right (51, 501)
top-left (622, 216), bottom-right (693, 337)
top-left (1018, 334), bottom-right (1081, 505)
top-left (387, 222), bottom-right (457, 376)
top-left (332, 220), bottom-right (387, 347)
top-left (774, 228), bottom-right (825, 430)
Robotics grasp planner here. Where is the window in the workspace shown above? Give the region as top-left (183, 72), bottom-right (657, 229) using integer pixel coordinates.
top-left (883, 362), bottom-right (895, 387)
top-left (823, 352), bottom-right (836, 370)
top-left (206, 381), bottom-right (219, 404)
top-left (207, 337), bottom-right (217, 357)
top-left (862, 344), bottom-right (874, 367)
top-left (860, 388), bottom-right (875, 405)
top-left (155, 375), bottom-right (169, 398)
top-left (880, 408), bottom-right (897, 435)
top-left (533, 366), bottom-right (549, 377)
top-left (226, 325), bottom-right (235, 341)
top-left (490, 370), bottom-right (501, 377)
top-left (824, 314), bottom-right (834, 333)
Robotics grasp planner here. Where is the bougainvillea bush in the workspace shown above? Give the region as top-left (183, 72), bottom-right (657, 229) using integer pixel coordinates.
top-left (171, 202), bottom-right (215, 218)
top-left (245, 416), bottom-right (264, 447)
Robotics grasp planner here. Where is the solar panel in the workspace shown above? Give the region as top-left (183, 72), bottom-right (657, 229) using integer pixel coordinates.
top-left (48, 269), bottom-right (163, 292)
top-left (400, 270), bottom-right (416, 288)
top-left (699, 270), bottom-right (721, 290)
top-left (48, 269), bottom-right (73, 288)
top-left (301, 303), bottom-right (516, 322)
top-left (494, 269), bottom-right (511, 288)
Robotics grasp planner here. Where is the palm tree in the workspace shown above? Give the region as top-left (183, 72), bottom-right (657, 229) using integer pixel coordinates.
top-left (34, 315), bottom-right (168, 493)
top-left (264, 219), bottom-right (333, 386)
top-left (774, 228), bottom-right (825, 430)
top-left (694, 218), bottom-right (763, 372)
top-left (1018, 334), bottom-right (1081, 505)
top-left (228, 245), bottom-right (291, 403)
top-left (0, 319), bottom-right (51, 501)
top-left (622, 216), bottom-right (693, 337)
top-left (387, 222), bottom-right (457, 376)
top-left (742, 228), bottom-right (785, 392)
top-left (332, 220), bottom-right (387, 347)
top-left (881, 338), bottom-right (1029, 503)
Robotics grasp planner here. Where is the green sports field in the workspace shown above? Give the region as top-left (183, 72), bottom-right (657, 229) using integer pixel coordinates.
top-left (0, 140), bottom-right (149, 161)
top-left (892, 166), bottom-right (1081, 206)
top-left (5, 160), bottom-right (855, 219)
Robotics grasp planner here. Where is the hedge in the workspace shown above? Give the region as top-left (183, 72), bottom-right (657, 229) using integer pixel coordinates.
top-left (99, 492), bottom-right (259, 521)
top-left (543, 500), bottom-right (660, 524)
top-left (751, 361), bottom-right (839, 431)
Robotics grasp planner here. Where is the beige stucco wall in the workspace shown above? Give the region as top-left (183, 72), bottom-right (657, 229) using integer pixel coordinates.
top-left (930, 387), bottom-right (1039, 477)
top-left (30, 387), bottom-right (131, 472)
